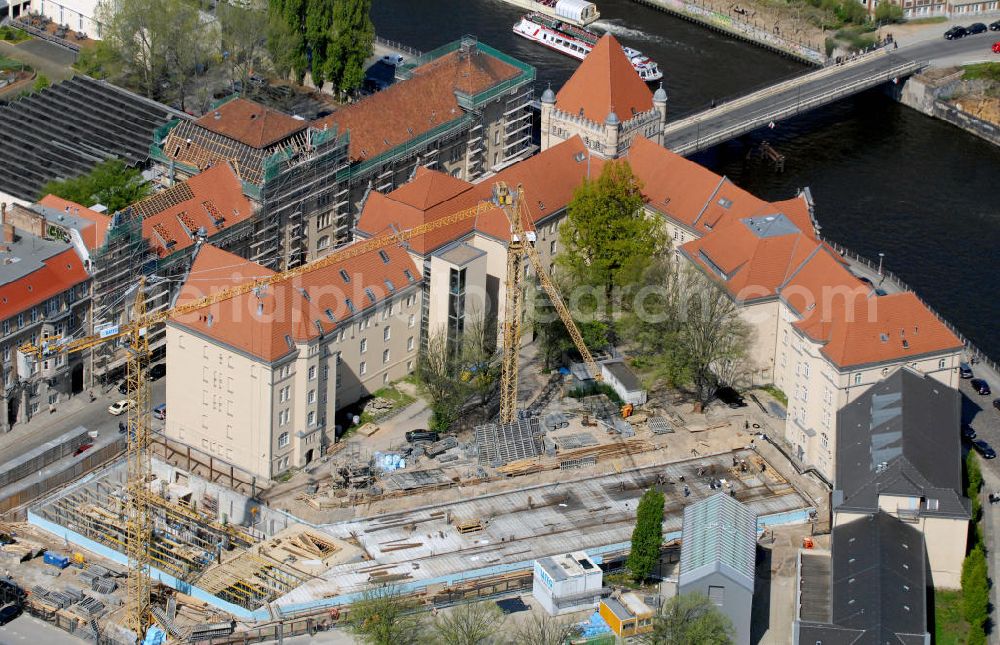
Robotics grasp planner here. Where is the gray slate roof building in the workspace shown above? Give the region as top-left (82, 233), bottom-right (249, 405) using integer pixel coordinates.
top-left (679, 492), bottom-right (757, 590)
top-left (0, 76), bottom-right (187, 202)
top-left (679, 493), bottom-right (757, 645)
top-left (796, 512), bottom-right (928, 645)
top-left (834, 367), bottom-right (968, 520)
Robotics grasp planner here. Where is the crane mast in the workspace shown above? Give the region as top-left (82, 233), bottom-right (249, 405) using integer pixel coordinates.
top-left (18, 180), bottom-right (600, 633)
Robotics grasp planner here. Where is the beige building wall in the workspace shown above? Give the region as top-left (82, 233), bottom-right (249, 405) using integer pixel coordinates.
top-left (540, 96), bottom-right (667, 158)
top-left (427, 246), bottom-right (489, 343)
top-left (834, 507), bottom-right (966, 589)
top-left (774, 301), bottom-right (962, 481)
top-left (327, 287), bottom-right (422, 411)
top-left (739, 299), bottom-right (780, 386)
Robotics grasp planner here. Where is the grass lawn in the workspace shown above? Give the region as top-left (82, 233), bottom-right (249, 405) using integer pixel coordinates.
top-left (934, 589), bottom-right (969, 645)
top-left (761, 385), bottom-right (788, 407)
top-left (0, 25), bottom-right (30, 43)
top-left (906, 15), bottom-right (948, 24)
top-left (963, 62), bottom-right (1000, 83)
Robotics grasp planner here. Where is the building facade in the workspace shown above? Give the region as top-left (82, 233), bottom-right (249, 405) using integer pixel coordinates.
top-left (153, 38), bottom-right (536, 269)
top-left (540, 34), bottom-right (667, 158)
top-left (532, 551), bottom-right (603, 616)
top-left (0, 219), bottom-right (90, 431)
top-left (165, 242), bottom-right (422, 480)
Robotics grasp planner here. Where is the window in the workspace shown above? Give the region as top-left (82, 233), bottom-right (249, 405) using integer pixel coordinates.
top-left (308, 411), bottom-right (316, 426)
top-left (346, 298), bottom-right (356, 313)
top-left (364, 288), bottom-right (377, 303)
top-left (407, 360), bottom-right (413, 372)
top-left (408, 314), bottom-right (415, 328)
top-left (550, 240), bottom-right (557, 254)
top-left (803, 363), bottom-right (810, 378)
top-left (279, 386), bottom-right (290, 402)
top-left (382, 373), bottom-right (389, 385)
top-left (317, 235), bottom-right (331, 251)
top-left (383, 327), bottom-right (391, 342)
top-left (317, 212), bottom-right (332, 229)
top-left (360, 338), bottom-right (368, 353)
top-left (383, 349), bottom-right (390, 364)
top-left (407, 336), bottom-right (414, 351)
top-left (279, 409), bottom-right (290, 426)
top-left (403, 269), bottom-right (415, 282)
top-left (339, 269), bottom-right (350, 283)
top-left (308, 366), bottom-right (317, 380)
top-left (16, 313), bottom-right (23, 329)
top-left (378, 250), bottom-right (390, 264)
top-left (938, 358), bottom-right (946, 369)
top-left (853, 373), bottom-right (862, 385)
top-left (1, 320), bottom-right (7, 336)
top-left (708, 586), bottom-right (725, 607)
top-left (278, 432), bottom-right (289, 448)
top-left (308, 389), bottom-right (316, 404)
top-left (382, 307), bottom-right (390, 321)
top-left (360, 361), bottom-right (367, 376)
top-left (821, 433), bottom-right (829, 449)
top-left (406, 294), bottom-right (415, 307)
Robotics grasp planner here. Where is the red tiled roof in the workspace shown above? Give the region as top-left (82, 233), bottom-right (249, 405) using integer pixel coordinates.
top-left (389, 167), bottom-right (472, 211)
top-left (0, 247), bottom-right (88, 321)
top-left (195, 98), bottom-right (307, 148)
top-left (172, 242), bottom-right (421, 362)
top-left (626, 137), bottom-right (817, 237)
top-left (357, 137), bottom-right (602, 255)
top-left (37, 195), bottom-right (111, 250)
top-left (315, 47), bottom-right (520, 162)
top-left (138, 164), bottom-right (254, 257)
top-left (555, 34), bottom-right (653, 124)
top-left (794, 292), bottom-right (963, 368)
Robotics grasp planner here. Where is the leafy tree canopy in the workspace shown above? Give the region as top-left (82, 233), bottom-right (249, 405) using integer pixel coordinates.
top-left (39, 159), bottom-right (150, 214)
top-left (653, 592), bottom-right (735, 645)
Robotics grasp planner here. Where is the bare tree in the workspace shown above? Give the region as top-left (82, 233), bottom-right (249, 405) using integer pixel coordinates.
top-left (506, 613), bottom-right (581, 645)
top-left (460, 312), bottom-right (501, 406)
top-left (416, 330), bottom-right (473, 432)
top-left (346, 585), bottom-right (426, 645)
top-left (218, 0), bottom-right (270, 91)
top-left (432, 601), bottom-right (506, 645)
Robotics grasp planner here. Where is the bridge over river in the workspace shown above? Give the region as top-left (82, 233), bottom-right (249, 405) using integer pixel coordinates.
top-left (662, 35), bottom-right (994, 155)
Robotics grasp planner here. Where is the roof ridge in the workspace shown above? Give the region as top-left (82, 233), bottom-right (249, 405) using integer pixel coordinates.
top-left (693, 176), bottom-right (727, 227)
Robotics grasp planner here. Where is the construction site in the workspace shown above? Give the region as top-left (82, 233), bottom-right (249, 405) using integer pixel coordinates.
top-left (12, 355), bottom-right (819, 640)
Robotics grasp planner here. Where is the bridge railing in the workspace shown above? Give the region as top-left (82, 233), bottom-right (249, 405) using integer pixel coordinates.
top-left (668, 59), bottom-right (926, 154)
top-left (664, 48), bottom-right (898, 133)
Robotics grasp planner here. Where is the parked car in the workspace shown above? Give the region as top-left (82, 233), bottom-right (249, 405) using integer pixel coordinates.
top-left (960, 362), bottom-right (974, 379)
top-left (973, 439), bottom-right (997, 459)
top-left (967, 23), bottom-right (988, 35)
top-left (993, 41), bottom-right (1000, 54)
top-left (945, 26), bottom-right (968, 39)
top-left (405, 430), bottom-right (439, 444)
top-left (715, 386), bottom-right (746, 408)
top-left (380, 53), bottom-right (405, 66)
top-left (153, 403), bottom-right (167, 420)
top-left (991, 19), bottom-right (1000, 30)
top-left (108, 399), bottom-right (135, 416)
top-left (118, 380), bottom-right (134, 395)
top-left (963, 425), bottom-right (977, 441)
top-left (971, 378), bottom-right (992, 395)
top-left (148, 363), bottom-right (166, 380)
top-left (0, 603), bottom-right (21, 626)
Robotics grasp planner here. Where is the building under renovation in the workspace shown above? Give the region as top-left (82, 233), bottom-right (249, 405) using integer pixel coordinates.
top-left (151, 36), bottom-right (535, 269)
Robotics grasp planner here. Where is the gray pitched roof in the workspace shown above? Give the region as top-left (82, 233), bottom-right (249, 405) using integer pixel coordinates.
top-left (678, 493), bottom-right (757, 592)
top-left (834, 368), bottom-right (967, 519)
top-left (798, 512), bottom-right (928, 645)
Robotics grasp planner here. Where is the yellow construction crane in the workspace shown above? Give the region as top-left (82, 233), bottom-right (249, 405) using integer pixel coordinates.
top-left (17, 181), bottom-right (596, 635)
top-left (493, 182), bottom-right (600, 424)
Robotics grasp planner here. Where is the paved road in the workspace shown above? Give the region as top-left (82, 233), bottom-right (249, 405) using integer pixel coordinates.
top-left (662, 33), bottom-right (999, 154)
top-left (0, 614), bottom-right (88, 645)
top-left (0, 376), bottom-right (166, 465)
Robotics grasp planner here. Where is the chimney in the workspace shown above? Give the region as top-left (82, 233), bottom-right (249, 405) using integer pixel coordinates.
top-left (3, 222), bottom-right (15, 244)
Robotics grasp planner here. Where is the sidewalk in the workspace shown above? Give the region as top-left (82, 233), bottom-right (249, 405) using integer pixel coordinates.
top-left (980, 464), bottom-right (999, 644)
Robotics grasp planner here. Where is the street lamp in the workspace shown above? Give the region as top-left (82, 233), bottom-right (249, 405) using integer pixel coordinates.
top-left (877, 252), bottom-right (885, 276)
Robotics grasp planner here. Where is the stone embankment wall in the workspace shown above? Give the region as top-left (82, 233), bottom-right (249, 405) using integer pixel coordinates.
top-left (631, 0), bottom-right (826, 65)
top-left (899, 67), bottom-right (1000, 147)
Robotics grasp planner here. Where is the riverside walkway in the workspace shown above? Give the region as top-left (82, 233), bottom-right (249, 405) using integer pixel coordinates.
top-left (662, 34), bottom-right (994, 155)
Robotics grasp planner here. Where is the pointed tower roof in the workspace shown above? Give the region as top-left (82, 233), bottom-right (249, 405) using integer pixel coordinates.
top-left (555, 34), bottom-right (654, 124)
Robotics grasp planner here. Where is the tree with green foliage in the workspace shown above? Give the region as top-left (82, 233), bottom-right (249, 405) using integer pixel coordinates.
top-left (966, 450), bottom-right (983, 524)
top-left (961, 545), bottom-right (989, 645)
top-left (874, 2), bottom-right (903, 22)
top-left (653, 592), bottom-right (735, 645)
top-left (347, 585), bottom-right (426, 645)
top-left (529, 276), bottom-right (609, 371)
top-left (96, 0), bottom-right (210, 104)
top-left (459, 313), bottom-right (501, 407)
top-left (267, 0), bottom-right (373, 93)
top-left (218, 0), bottom-right (271, 92)
top-left (32, 74), bottom-right (50, 92)
top-left (39, 159), bottom-right (150, 214)
top-left (416, 330), bottom-right (473, 432)
top-left (557, 160), bottom-right (664, 309)
top-left (431, 600), bottom-right (506, 645)
top-left (627, 488), bottom-right (664, 582)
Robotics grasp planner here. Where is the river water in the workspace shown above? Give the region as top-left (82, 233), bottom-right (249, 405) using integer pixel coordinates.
top-left (372, 0), bottom-right (1000, 358)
